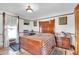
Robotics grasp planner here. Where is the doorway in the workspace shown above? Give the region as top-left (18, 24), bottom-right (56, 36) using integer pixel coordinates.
top-left (4, 15), bottom-right (19, 54)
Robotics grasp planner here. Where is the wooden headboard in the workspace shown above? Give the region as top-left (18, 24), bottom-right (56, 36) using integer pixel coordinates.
top-left (39, 20), bottom-right (55, 33)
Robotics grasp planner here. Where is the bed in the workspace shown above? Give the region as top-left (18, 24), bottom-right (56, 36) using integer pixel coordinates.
top-left (20, 33), bottom-right (56, 55)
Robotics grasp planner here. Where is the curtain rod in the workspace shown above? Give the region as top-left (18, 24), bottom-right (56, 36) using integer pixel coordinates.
top-left (36, 12), bottom-right (74, 20)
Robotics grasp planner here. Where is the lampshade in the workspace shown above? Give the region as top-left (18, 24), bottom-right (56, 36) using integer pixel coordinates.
top-left (26, 5), bottom-right (33, 13)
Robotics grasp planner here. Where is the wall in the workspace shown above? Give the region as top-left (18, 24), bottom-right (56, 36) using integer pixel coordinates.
top-left (20, 20), bottom-right (39, 32)
top-left (30, 21), bottom-right (39, 32)
top-left (19, 19), bottom-right (24, 33)
top-left (0, 14), bottom-right (3, 47)
top-left (55, 14), bottom-right (75, 34)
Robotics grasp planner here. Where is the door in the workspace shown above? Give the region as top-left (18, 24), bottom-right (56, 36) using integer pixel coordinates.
top-left (39, 20), bottom-right (55, 33)
top-left (75, 4), bottom-right (79, 54)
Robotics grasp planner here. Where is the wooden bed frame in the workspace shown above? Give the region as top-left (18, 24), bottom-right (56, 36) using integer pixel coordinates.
top-left (20, 34), bottom-right (56, 55)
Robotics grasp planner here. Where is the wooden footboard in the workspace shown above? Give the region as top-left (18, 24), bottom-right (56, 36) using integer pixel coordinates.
top-left (20, 36), bottom-right (43, 55)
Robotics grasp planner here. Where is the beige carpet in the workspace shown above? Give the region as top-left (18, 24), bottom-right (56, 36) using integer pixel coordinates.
top-left (0, 47), bottom-right (73, 55)
top-left (0, 47), bottom-right (31, 55)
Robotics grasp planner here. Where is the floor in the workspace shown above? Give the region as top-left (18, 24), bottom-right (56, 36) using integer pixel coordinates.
top-left (0, 47), bottom-right (73, 55)
top-left (0, 47), bottom-right (31, 55)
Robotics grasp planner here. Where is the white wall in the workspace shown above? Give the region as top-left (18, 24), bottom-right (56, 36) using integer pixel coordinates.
top-left (19, 19), bottom-right (24, 33)
top-left (30, 21), bottom-right (39, 32)
top-left (22, 21), bottom-right (39, 32)
top-left (55, 14), bottom-right (75, 34)
top-left (23, 21), bottom-right (32, 31)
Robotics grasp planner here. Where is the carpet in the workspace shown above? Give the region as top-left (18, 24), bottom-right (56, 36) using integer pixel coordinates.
top-left (50, 47), bottom-right (65, 55)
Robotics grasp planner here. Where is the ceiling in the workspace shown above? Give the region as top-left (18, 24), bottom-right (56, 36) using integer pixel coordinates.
top-left (0, 3), bottom-right (76, 20)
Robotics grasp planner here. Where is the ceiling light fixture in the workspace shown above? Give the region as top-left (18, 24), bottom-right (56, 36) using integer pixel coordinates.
top-left (26, 4), bottom-right (33, 13)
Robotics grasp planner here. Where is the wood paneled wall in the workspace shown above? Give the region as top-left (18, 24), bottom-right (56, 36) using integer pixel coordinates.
top-left (39, 20), bottom-right (54, 33)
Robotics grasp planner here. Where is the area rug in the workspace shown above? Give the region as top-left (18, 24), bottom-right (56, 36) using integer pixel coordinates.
top-left (10, 43), bottom-right (19, 51)
top-left (50, 47), bottom-right (65, 55)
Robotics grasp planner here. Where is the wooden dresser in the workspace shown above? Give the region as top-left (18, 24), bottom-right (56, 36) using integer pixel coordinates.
top-left (39, 20), bottom-right (54, 33)
top-left (57, 37), bottom-right (70, 49)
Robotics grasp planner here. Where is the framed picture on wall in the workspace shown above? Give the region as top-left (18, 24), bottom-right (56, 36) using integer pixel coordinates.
top-left (59, 16), bottom-right (67, 25)
top-left (24, 22), bottom-right (29, 25)
top-left (33, 21), bottom-right (37, 26)
top-left (24, 20), bottom-right (29, 25)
